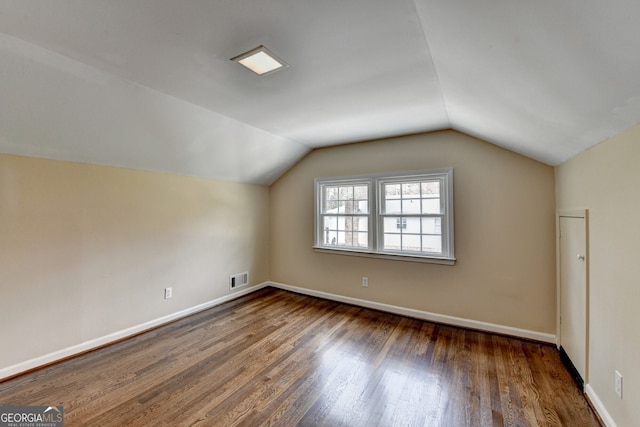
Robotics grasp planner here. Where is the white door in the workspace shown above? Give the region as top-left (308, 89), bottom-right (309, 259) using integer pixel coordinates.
top-left (559, 215), bottom-right (588, 383)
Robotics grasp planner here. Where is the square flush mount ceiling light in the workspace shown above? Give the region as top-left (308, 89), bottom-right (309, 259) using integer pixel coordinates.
top-left (231, 45), bottom-right (289, 76)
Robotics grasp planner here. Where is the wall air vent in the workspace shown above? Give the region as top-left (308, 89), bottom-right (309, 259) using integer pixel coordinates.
top-left (229, 272), bottom-right (249, 290)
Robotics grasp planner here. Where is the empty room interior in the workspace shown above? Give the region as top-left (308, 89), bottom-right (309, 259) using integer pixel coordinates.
top-left (0, 1), bottom-right (638, 426)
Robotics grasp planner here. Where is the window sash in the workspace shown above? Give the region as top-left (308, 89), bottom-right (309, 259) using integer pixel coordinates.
top-left (320, 214), bottom-right (369, 248)
top-left (379, 213), bottom-right (446, 255)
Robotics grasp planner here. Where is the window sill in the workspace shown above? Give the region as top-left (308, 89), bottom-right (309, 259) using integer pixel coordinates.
top-left (312, 247), bottom-right (456, 265)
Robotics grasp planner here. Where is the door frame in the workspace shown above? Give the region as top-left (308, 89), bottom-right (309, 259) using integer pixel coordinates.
top-left (556, 208), bottom-right (589, 384)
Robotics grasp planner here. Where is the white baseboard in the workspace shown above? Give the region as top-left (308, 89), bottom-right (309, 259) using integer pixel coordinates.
top-left (267, 281), bottom-right (556, 344)
top-left (585, 384), bottom-right (618, 427)
top-left (0, 282), bottom-right (269, 381)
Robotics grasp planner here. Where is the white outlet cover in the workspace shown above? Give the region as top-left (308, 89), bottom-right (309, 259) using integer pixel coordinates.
top-left (615, 370), bottom-right (623, 398)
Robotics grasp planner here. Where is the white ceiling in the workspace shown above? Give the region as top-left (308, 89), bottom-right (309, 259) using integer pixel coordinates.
top-left (1, 1), bottom-right (639, 184)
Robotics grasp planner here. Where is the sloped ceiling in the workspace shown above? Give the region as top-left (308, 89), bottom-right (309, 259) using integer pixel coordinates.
top-left (1, 1), bottom-right (639, 184)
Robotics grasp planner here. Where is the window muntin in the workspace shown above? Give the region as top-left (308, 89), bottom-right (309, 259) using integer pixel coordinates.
top-left (315, 169), bottom-right (454, 262)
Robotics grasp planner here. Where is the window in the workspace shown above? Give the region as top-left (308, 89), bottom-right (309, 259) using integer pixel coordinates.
top-left (314, 169), bottom-right (454, 264)
top-left (318, 180), bottom-right (370, 249)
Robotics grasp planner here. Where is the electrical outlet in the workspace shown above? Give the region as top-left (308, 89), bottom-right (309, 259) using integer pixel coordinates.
top-left (362, 277), bottom-right (368, 287)
top-left (164, 287), bottom-right (173, 299)
top-left (615, 370), bottom-right (623, 398)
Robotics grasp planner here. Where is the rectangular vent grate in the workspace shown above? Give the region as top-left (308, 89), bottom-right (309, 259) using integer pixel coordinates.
top-left (229, 272), bottom-right (249, 290)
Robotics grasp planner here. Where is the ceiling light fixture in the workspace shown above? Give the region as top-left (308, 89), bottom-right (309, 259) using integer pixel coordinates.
top-left (231, 45), bottom-right (288, 76)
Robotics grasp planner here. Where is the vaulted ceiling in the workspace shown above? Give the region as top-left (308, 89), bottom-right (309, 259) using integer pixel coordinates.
top-left (1, 1), bottom-right (639, 184)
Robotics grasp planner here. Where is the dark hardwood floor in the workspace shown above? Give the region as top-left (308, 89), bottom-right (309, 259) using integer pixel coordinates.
top-left (0, 287), bottom-right (601, 426)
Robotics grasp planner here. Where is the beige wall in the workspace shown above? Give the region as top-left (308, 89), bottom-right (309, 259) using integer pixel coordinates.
top-left (270, 130), bottom-right (556, 334)
top-left (555, 124), bottom-right (640, 427)
top-left (0, 154), bottom-right (269, 371)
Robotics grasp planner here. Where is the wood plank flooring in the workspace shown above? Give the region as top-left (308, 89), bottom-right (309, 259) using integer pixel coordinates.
top-left (0, 288), bottom-right (601, 426)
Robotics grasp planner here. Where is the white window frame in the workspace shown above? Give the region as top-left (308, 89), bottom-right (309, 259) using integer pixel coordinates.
top-left (314, 169), bottom-right (455, 265)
